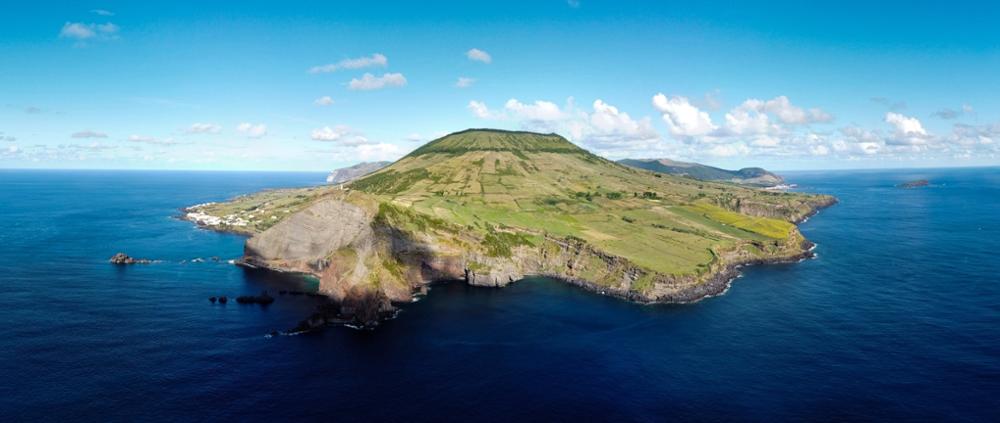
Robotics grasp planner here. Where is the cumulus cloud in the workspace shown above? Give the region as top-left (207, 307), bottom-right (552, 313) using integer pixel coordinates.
top-left (809, 144), bottom-right (830, 156)
top-left (314, 96), bottom-right (335, 106)
top-left (308, 53), bottom-right (387, 74)
top-left (348, 73), bottom-right (407, 90)
top-left (455, 77), bottom-right (475, 88)
top-left (885, 112), bottom-right (929, 145)
top-left (570, 100), bottom-right (659, 151)
top-left (466, 48), bottom-right (492, 63)
top-left (310, 125), bottom-right (370, 146)
top-left (71, 130), bottom-right (108, 139)
top-left (60, 22), bottom-right (119, 43)
top-left (652, 94), bottom-right (718, 137)
top-left (504, 99), bottom-right (566, 122)
top-left (723, 102), bottom-right (777, 136)
top-left (236, 122), bottom-right (267, 138)
top-left (469, 97), bottom-right (663, 157)
top-left (468, 101), bottom-right (499, 119)
top-left (707, 143), bottom-right (750, 157)
top-left (185, 123), bottom-right (221, 134)
top-left (758, 96), bottom-right (832, 124)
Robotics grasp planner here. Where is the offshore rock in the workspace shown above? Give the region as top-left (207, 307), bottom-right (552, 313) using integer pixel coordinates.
top-left (109, 252), bottom-right (152, 265)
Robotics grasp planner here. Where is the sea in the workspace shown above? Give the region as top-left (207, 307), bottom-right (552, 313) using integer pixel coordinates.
top-left (1, 167), bottom-right (998, 422)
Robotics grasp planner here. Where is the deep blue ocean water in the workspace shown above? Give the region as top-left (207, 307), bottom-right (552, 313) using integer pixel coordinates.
top-left (1, 168), bottom-right (998, 422)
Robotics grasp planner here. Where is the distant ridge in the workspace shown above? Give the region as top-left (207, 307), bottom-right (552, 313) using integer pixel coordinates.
top-left (326, 161), bottom-right (390, 184)
top-left (618, 158), bottom-right (785, 187)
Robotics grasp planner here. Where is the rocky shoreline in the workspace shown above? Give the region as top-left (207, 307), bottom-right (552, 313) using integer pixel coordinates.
top-left (187, 194), bottom-right (836, 332)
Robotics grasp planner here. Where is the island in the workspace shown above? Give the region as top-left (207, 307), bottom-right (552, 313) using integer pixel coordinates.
top-left (185, 129), bottom-right (836, 328)
top-left (897, 179), bottom-right (930, 189)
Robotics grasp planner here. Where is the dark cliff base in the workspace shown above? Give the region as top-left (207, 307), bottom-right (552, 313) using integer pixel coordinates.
top-left (247, 199), bottom-right (837, 332)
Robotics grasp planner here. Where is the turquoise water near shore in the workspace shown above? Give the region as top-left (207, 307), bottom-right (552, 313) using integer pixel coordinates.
top-left (1, 168), bottom-right (998, 421)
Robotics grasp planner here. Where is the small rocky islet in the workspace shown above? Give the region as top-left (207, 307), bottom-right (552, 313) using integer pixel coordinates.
top-left (109, 252), bottom-right (153, 265)
top-left (897, 179), bottom-right (930, 189)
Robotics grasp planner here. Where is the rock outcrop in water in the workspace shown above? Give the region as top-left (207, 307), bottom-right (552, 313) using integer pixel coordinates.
top-left (109, 252), bottom-right (152, 265)
top-left (235, 291), bottom-right (275, 305)
top-left (897, 179), bottom-right (930, 189)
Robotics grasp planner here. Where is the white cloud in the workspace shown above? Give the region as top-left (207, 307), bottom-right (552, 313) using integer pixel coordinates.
top-left (885, 112), bottom-right (929, 145)
top-left (750, 135), bottom-right (781, 148)
top-left (308, 53), bottom-right (387, 74)
top-left (348, 73), bottom-right (407, 91)
top-left (314, 96), bottom-right (335, 106)
top-left (468, 97), bottom-right (662, 157)
top-left (91, 9), bottom-right (114, 16)
top-left (186, 123), bottom-right (221, 134)
top-left (652, 93), bottom-right (718, 138)
top-left (504, 99), bottom-right (565, 122)
top-left (71, 130), bottom-right (108, 139)
top-left (707, 143), bottom-right (750, 157)
top-left (60, 22), bottom-right (119, 42)
top-left (885, 112), bottom-right (927, 136)
top-left (237, 122), bottom-right (267, 138)
top-left (60, 22), bottom-right (95, 39)
top-left (468, 100), bottom-right (500, 119)
top-left (723, 102), bottom-right (776, 136)
top-left (467, 98), bottom-right (569, 125)
top-left (567, 0), bottom-right (581, 8)
top-left (356, 143), bottom-right (403, 161)
top-left (760, 96), bottom-right (832, 124)
top-left (455, 77), bottom-right (475, 88)
top-left (810, 144), bottom-right (830, 156)
top-left (466, 48), bottom-right (492, 64)
top-left (310, 125), bottom-right (370, 146)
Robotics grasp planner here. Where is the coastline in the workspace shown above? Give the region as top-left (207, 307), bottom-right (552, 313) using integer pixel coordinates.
top-left (181, 194), bottom-right (836, 329)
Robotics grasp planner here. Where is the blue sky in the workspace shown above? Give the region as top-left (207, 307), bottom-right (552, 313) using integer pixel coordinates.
top-left (2, 1), bottom-right (999, 171)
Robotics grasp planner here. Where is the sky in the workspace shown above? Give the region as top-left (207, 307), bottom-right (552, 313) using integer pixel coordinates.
top-left (2, 0), bottom-right (999, 171)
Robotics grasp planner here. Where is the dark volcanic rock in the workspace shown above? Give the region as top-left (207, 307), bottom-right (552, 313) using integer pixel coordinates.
top-left (236, 291), bottom-right (275, 305)
top-left (218, 296), bottom-right (228, 304)
top-left (109, 252), bottom-right (152, 265)
top-left (209, 296), bottom-right (217, 303)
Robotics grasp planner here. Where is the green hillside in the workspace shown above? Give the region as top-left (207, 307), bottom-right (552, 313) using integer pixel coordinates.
top-left (349, 129), bottom-right (824, 275)
top-left (188, 129), bottom-right (834, 310)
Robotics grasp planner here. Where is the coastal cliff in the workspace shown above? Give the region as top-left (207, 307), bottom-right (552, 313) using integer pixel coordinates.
top-left (186, 129), bottom-right (836, 328)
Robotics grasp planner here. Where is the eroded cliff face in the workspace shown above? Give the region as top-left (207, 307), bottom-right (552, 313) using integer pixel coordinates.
top-left (240, 194), bottom-right (830, 327)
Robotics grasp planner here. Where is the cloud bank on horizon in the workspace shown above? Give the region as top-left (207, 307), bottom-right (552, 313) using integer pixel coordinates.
top-left (1, 1), bottom-right (998, 171)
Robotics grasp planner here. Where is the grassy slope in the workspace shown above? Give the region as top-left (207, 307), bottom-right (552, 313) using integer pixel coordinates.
top-left (347, 129), bottom-right (826, 276)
